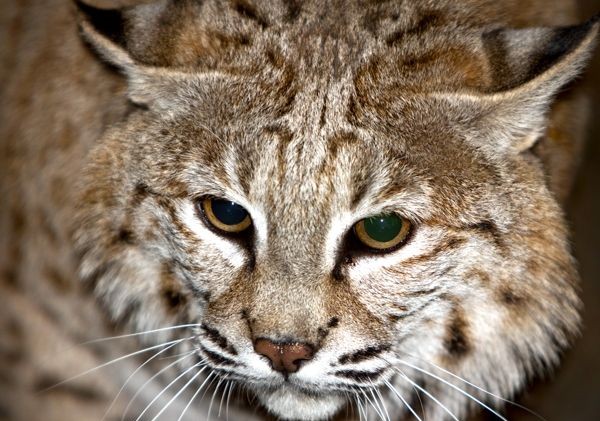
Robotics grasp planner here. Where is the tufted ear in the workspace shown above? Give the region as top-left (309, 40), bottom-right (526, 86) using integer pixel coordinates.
top-left (77, 0), bottom-right (224, 113)
top-left (439, 16), bottom-right (599, 154)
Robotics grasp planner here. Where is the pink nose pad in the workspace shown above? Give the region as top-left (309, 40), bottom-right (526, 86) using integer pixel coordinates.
top-left (254, 338), bottom-right (314, 374)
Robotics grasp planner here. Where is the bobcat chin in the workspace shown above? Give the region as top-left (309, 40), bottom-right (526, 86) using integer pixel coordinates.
top-left (0, 1), bottom-right (598, 420)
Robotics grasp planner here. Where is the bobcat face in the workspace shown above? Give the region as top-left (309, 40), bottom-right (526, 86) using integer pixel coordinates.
top-left (74, 1), bottom-right (597, 420)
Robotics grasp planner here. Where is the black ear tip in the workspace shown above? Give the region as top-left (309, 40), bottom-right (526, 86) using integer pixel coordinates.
top-left (75, 0), bottom-right (126, 47)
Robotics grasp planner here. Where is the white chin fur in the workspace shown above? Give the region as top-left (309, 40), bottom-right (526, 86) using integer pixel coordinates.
top-left (256, 386), bottom-right (345, 420)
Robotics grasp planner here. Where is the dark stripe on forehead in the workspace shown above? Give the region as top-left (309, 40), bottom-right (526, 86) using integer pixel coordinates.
top-left (235, 124), bottom-right (293, 197)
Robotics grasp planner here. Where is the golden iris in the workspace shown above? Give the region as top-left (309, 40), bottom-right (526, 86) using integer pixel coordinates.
top-left (201, 198), bottom-right (252, 233)
top-left (354, 213), bottom-right (411, 250)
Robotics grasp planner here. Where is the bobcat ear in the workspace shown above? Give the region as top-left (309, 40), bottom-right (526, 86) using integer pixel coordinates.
top-left (77, 1), bottom-right (191, 111)
top-left (442, 16), bottom-right (599, 153)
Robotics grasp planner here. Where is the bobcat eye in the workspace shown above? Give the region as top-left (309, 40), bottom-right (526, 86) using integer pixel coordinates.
top-left (353, 213), bottom-right (411, 251)
top-left (199, 198), bottom-right (252, 233)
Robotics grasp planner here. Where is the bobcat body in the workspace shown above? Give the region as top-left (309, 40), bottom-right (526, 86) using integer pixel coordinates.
top-left (0, 1), bottom-right (598, 420)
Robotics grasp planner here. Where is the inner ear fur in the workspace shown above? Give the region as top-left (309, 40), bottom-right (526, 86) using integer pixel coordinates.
top-left (439, 15), bottom-right (599, 154)
top-left (77, 0), bottom-right (226, 113)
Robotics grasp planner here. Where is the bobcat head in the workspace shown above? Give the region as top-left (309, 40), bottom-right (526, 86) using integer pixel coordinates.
top-left (74, 1), bottom-right (598, 419)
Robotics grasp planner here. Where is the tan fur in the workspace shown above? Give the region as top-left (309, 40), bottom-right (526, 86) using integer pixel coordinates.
top-left (0, 1), bottom-right (597, 420)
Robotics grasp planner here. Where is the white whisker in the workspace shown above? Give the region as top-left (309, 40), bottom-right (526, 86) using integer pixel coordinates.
top-left (218, 380), bottom-right (231, 418)
top-left (225, 380), bottom-right (236, 421)
top-left (207, 377), bottom-right (225, 421)
top-left (83, 324), bottom-right (200, 345)
top-left (353, 390), bottom-right (367, 421)
top-left (362, 387), bottom-right (385, 421)
top-left (177, 372), bottom-right (215, 421)
top-left (384, 378), bottom-right (423, 421)
top-left (397, 370), bottom-right (459, 421)
top-left (150, 365), bottom-right (207, 421)
top-left (40, 337), bottom-right (194, 394)
top-left (370, 382), bottom-right (391, 421)
top-left (407, 355), bottom-right (547, 421)
top-left (393, 359), bottom-right (507, 420)
top-left (101, 338), bottom-right (184, 421)
top-left (122, 352), bottom-right (195, 421)
top-left (135, 360), bottom-right (204, 421)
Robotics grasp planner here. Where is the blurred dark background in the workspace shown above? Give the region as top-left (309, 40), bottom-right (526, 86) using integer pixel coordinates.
top-left (505, 1), bottom-right (600, 420)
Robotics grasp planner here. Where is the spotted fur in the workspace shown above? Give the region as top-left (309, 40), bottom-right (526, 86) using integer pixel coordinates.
top-left (0, 0), bottom-right (598, 420)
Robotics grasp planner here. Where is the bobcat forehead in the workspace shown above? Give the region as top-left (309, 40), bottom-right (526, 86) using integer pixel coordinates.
top-left (2, 0), bottom-right (596, 420)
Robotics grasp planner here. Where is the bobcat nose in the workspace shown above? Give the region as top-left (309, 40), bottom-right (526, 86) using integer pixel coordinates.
top-left (254, 338), bottom-right (314, 374)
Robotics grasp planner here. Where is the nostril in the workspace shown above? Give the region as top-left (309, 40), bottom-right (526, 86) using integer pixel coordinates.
top-left (254, 338), bottom-right (285, 372)
top-left (253, 338), bottom-right (315, 374)
top-left (280, 343), bottom-right (313, 373)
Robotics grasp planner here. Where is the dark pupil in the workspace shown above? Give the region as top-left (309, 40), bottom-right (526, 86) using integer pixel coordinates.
top-left (211, 199), bottom-right (248, 225)
top-left (363, 214), bottom-right (402, 242)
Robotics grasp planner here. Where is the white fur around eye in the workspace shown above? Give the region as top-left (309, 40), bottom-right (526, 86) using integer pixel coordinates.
top-left (323, 211), bottom-right (355, 269)
top-left (178, 201), bottom-right (246, 267)
top-left (348, 227), bottom-right (439, 279)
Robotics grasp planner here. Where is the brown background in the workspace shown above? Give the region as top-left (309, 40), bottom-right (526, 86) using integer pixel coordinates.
top-left (504, 1), bottom-right (600, 420)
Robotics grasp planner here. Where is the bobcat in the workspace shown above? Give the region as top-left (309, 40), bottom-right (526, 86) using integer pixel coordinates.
top-left (0, 0), bottom-right (598, 420)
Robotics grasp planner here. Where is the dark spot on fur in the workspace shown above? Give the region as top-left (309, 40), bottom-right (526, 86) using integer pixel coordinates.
top-left (1, 268), bottom-right (19, 289)
top-left (160, 262), bottom-right (189, 314)
top-left (231, 0), bottom-right (269, 28)
top-left (499, 287), bottom-right (524, 306)
top-left (284, 0), bottom-right (301, 22)
top-left (117, 228), bottom-right (135, 244)
top-left (444, 306), bottom-right (470, 359)
top-left (162, 286), bottom-right (187, 312)
top-left (327, 317), bottom-right (339, 328)
top-left (317, 327), bottom-right (328, 341)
